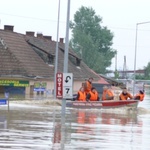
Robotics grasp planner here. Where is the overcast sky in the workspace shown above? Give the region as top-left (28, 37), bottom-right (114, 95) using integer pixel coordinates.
top-left (0, 0), bottom-right (150, 71)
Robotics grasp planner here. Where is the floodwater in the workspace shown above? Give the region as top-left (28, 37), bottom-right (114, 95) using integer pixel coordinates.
top-left (0, 95), bottom-right (150, 150)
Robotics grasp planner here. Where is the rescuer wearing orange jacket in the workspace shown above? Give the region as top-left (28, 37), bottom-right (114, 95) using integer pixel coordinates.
top-left (86, 87), bottom-right (99, 101)
top-left (76, 87), bottom-right (86, 101)
top-left (102, 85), bottom-right (114, 100)
top-left (84, 77), bottom-right (93, 94)
top-left (134, 90), bottom-right (145, 101)
top-left (119, 87), bottom-right (133, 100)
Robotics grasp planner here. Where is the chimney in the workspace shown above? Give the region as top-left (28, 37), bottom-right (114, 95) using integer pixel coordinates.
top-left (4, 25), bottom-right (14, 32)
top-left (26, 31), bottom-right (35, 36)
top-left (43, 36), bottom-right (52, 41)
top-left (59, 38), bottom-right (64, 43)
top-left (37, 32), bottom-right (43, 38)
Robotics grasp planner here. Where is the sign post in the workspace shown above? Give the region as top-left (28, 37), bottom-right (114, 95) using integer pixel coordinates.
top-left (60, 1), bottom-right (71, 148)
top-left (5, 91), bottom-right (9, 111)
top-left (62, 0), bottom-right (71, 115)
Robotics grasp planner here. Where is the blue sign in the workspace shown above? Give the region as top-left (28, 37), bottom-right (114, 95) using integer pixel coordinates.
top-left (0, 99), bottom-right (7, 105)
top-left (34, 88), bottom-right (46, 92)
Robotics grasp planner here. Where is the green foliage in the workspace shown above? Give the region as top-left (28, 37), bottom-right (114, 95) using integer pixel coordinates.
top-left (144, 62), bottom-right (150, 79)
top-left (114, 70), bottom-right (119, 79)
top-left (133, 62), bottom-right (150, 80)
top-left (70, 6), bottom-right (116, 73)
top-left (135, 74), bottom-right (145, 80)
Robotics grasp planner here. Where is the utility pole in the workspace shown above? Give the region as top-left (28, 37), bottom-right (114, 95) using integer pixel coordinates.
top-left (61, 0), bottom-right (71, 115)
top-left (54, 0), bottom-right (61, 98)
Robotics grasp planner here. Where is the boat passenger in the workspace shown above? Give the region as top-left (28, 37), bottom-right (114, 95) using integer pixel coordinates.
top-left (134, 90), bottom-right (145, 101)
top-left (84, 77), bottom-right (93, 94)
top-left (86, 87), bottom-right (99, 101)
top-left (76, 87), bottom-right (86, 101)
top-left (119, 87), bottom-right (133, 100)
top-left (102, 85), bottom-right (114, 100)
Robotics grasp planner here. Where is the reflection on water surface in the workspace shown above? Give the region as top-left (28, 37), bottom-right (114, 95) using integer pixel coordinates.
top-left (0, 98), bottom-right (150, 150)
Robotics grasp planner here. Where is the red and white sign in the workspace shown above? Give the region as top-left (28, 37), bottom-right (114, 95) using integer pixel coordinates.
top-left (56, 73), bottom-right (63, 98)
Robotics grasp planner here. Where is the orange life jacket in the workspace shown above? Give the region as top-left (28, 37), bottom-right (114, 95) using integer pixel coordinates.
top-left (102, 90), bottom-right (114, 100)
top-left (135, 93), bottom-right (145, 101)
top-left (119, 92), bottom-right (133, 100)
top-left (89, 91), bottom-right (98, 101)
top-left (77, 91), bottom-right (86, 101)
top-left (84, 81), bottom-right (92, 94)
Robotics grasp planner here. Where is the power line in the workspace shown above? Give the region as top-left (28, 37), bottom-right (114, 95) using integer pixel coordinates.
top-left (1, 12), bottom-right (150, 32)
top-left (0, 12), bottom-right (65, 23)
top-left (108, 26), bottom-right (150, 32)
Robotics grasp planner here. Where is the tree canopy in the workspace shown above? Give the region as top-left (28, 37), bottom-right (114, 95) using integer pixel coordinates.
top-left (70, 6), bottom-right (116, 73)
top-left (144, 62), bottom-right (150, 79)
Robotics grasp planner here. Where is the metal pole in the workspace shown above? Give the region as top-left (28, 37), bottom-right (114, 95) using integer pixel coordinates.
top-left (133, 21), bottom-right (150, 96)
top-left (63, 0), bottom-right (70, 73)
top-left (7, 97), bottom-right (9, 111)
top-left (61, 0), bottom-right (71, 115)
top-left (133, 24), bottom-right (138, 96)
top-left (115, 51), bottom-right (117, 71)
top-left (60, 2), bottom-right (71, 149)
top-left (54, 0), bottom-right (61, 98)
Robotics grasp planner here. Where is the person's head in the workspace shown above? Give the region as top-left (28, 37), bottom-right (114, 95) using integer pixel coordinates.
top-left (122, 87), bottom-right (127, 94)
top-left (80, 87), bottom-right (85, 92)
top-left (103, 85), bottom-right (108, 91)
top-left (88, 77), bottom-right (93, 83)
top-left (139, 90), bottom-right (144, 94)
top-left (91, 87), bottom-right (96, 93)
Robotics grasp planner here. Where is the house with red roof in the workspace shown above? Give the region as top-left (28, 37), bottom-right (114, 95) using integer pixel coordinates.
top-left (0, 25), bottom-right (108, 98)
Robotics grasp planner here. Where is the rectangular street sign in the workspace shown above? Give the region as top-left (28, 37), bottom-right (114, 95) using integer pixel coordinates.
top-left (0, 99), bottom-right (7, 105)
top-left (63, 73), bottom-right (73, 87)
top-left (0, 80), bottom-right (29, 87)
top-left (63, 86), bottom-right (73, 99)
top-left (56, 72), bottom-right (63, 98)
top-left (63, 73), bottom-right (73, 99)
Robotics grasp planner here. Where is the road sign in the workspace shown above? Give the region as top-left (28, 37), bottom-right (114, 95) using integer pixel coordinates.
top-left (56, 73), bottom-right (63, 98)
top-left (63, 73), bottom-right (73, 86)
top-left (63, 73), bottom-right (73, 99)
top-left (0, 99), bottom-right (7, 105)
top-left (63, 87), bottom-right (73, 99)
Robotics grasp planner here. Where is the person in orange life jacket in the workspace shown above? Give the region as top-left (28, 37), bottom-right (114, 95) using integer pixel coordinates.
top-left (76, 87), bottom-right (86, 101)
top-left (119, 87), bottom-right (133, 100)
top-left (86, 87), bottom-right (99, 101)
top-left (84, 77), bottom-right (93, 94)
top-left (102, 85), bottom-right (114, 100)
top-left (134, 90), bottom-right (145, 101)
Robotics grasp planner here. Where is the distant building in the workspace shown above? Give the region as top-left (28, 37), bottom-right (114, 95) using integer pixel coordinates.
top-left (106, 69), bottom-right (145, 79)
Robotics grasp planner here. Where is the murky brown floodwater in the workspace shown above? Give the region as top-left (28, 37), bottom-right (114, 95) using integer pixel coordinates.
top-left (0, 93), bottom-right (150, 150)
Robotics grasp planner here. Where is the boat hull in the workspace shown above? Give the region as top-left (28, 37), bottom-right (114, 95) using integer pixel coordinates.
top-left (66, 100), bottom-right (139, 109)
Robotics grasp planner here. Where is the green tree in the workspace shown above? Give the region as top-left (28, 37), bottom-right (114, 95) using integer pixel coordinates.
top-left (70, 6), bottom-right (116, 73)
top-left (114, 70), bottom-right (119, 79)
top-left (135, 74), bottom-right (145, 80)
top-left (144, 62), bottom-right (150, 79)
